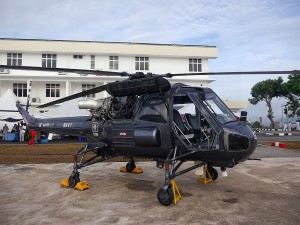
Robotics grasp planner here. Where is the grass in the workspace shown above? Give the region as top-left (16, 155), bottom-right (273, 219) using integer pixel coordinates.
top-left (0, 143), bottom-right (135, 164)
top-left (0, 143), bottom-right (85, 155)
top-left (0, 141), bottom-right (299, 164)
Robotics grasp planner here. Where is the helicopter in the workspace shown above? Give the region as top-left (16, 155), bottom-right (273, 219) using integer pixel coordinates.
top-left (1, 65), bottom-right (299, 206)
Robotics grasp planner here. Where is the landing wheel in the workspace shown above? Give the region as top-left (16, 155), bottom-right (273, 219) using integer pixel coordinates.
top-left (157, 187), bottom-right (174, 206)
top-left (68, 172), bottom-right (80, 188)
top-left (207, 166), bottom-right (218, 181)
top-left (126, 162), bottom-right (136, 172)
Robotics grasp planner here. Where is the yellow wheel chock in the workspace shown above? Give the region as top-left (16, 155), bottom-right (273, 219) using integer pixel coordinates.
top-left (132, 167), bottom-right (143, 174)
top-left (61, 179), bottom-right (69, 188)
top-left (170, 179), bottom-right (181, 205)
top-left (120, 165), bottom-right (143, 174)
top-left (120, 165), bottom-right (127, 172)
top-left (74, 181), bottom-right (89, 191)
top-left (60, 179), bottom-right (89, 190)
top-left (198, 165), bottom-right (213, 185)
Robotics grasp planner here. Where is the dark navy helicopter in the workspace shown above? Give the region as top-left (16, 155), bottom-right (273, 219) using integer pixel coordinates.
top-left (1, 65), bottom-right (298, 206)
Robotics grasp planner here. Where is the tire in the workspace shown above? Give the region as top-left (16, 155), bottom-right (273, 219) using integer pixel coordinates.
top-left (68, 172), bottom-right (80, 188)
top-left (157, 187), bottom-right (174, 206)
top-left (207, 167), bottom-right (218, 181)
top-left (126, 162), bottom-right (136, 172)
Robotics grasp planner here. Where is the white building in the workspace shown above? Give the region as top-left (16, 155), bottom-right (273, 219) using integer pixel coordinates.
top-left (0, 38), bottom-right (218, 111)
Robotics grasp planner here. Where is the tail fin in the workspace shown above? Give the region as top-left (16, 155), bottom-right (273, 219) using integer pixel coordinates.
top-left (16, 101), bottom-right (37, 129)
top-left (25, 80), bottom-right (32, 112)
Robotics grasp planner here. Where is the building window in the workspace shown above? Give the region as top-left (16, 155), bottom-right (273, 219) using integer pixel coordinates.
top-left (189, 59), bottom-right (202, 72)
top-left (42, 54), bottom-right (57, 68)
top-left (13, 83), bottom-right (27, 97)
top-left (109, 56), bottom-right (119, 70)
top-left (91, 55), bottom-right (95, 69)
top-left (7, 53), bottom-right (22, 66)
top-left (135, 57), bottom-right (149, 71)
top-left (82, 84), bottom-right (96, 98)
top-left (46, 84), bottom-right (60, 97)
top-left (73, 55), bottom-right (83, 59)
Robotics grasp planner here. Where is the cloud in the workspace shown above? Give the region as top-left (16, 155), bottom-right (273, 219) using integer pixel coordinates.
top-left (0, 0), bottom-right (299, 103)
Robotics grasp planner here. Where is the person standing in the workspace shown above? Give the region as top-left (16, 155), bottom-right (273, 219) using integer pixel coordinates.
top-left (296, 120), bottom-right (300, 131)
top-left (20, 123), bottom-right (26, 142)
top-left (11, 124), bottom-right (17, 132)
top-left (288, 122), bottom-right (292, 132)
top-left (3, 124), bottom-right (9, 141)
top-left (283, 122), bottom-right (288, 131)
top-left (15, 124), bottom-right (20, 141)
top-left (28, 129), bottom-right (37, 145)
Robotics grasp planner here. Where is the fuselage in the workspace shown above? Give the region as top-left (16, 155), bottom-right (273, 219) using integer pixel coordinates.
top-left (17, 83), bottom-right (257, 169)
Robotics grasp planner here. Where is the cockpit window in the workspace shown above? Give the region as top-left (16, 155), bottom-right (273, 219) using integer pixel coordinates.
top-left (203, 92), bottom-right (237, 124)
top-left (137, 96), bottom-right (167, 123)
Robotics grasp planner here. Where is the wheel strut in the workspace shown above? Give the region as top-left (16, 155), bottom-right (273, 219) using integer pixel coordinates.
top-left (157, 160), bottom-right (182, 206)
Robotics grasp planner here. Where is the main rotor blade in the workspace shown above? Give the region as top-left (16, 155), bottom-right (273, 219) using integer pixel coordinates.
top-left (37, 84), bottom-right (108, 108)
top-left (0, 109), bottom-right (19, 112)
top-left (166, 70), bottom-right (300, 77)
top-left (2, 65), bottom-right (298, 77)
top-left (0, 65), bottom-right (128, 76)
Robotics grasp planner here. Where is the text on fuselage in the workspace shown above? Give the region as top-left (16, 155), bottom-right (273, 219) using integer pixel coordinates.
top-left (63, 123), bottom-right (73, 127)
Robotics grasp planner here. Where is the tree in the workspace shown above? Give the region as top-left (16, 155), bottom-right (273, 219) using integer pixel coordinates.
top-left (282, 74), bottom-right (300, 117)
top-left (252, 121), bottom-right (261, 128)
top-left (249, 77), bottom-right (284, 128)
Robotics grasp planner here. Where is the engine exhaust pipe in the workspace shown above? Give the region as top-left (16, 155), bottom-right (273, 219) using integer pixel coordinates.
top-left (78, 99), bottom-right (100, 110)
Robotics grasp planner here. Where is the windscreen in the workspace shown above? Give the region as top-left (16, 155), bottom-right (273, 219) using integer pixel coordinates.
top-left (137, 96), bottom-right (167, 123)
top-left (203, 92), bottom-right (237, 124)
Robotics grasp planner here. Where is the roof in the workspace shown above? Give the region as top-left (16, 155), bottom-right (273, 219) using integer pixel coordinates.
top-left (0, 38), bottom-right (216, 48)
top-left (0, 38), bottom-right (218, 58)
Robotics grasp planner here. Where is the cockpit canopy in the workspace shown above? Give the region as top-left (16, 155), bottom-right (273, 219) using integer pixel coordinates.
top-left (172, 85), bottom-right (237, 125)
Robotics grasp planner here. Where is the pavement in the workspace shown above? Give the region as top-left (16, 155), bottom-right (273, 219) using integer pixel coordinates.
top-left (0, 146), bottom-right (299, 225)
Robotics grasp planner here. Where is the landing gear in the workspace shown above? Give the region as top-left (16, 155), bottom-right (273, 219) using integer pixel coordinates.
top-left (207, 166), bottom-right (218, 181)
top-left (157, 187), bottom-right (174, 206)
top-left (68, 172), bottom-right (80, 188)
top-left (120, 158), bottom-right (143, 174)
top-left (157, 146), bottom-right (205, 206)
top-left (125, 159), bottom-right (136, 172)
top-left (61, 142), bottom-right (116, 190)
top-left (199, 164), bottom-right (218, 185)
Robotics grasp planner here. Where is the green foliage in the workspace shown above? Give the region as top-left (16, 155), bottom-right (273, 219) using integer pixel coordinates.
top-left (248, 77), bottom-right (284, 128)
top-left (252, 121), bottom-right (261, 128)
top-left (285, 74), bottom-right (300, 95)
top-left (248, 74), bottom-right (300, 127)
top-left (282, 74), bottom-right (300, 117)
top-left (248, 77), bottom-right (284, 105)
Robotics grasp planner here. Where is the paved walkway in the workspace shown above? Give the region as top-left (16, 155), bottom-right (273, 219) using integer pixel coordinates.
top-left (0, 146), bottom-right (299, 225)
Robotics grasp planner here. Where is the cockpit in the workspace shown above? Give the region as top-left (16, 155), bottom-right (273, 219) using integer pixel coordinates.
top-left (172, 85), bottom-right (242, 152)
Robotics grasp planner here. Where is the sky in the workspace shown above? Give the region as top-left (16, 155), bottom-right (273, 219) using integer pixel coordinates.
top-left (1, 0), bottom-right (300, 125)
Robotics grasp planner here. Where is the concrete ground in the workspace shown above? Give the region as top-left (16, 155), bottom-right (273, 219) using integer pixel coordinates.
top-left (0, 146), bottom-right (299, 225)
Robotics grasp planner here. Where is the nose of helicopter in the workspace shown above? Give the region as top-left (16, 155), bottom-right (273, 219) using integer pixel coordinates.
top-left (223, 122), bottom-right (257, 162)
